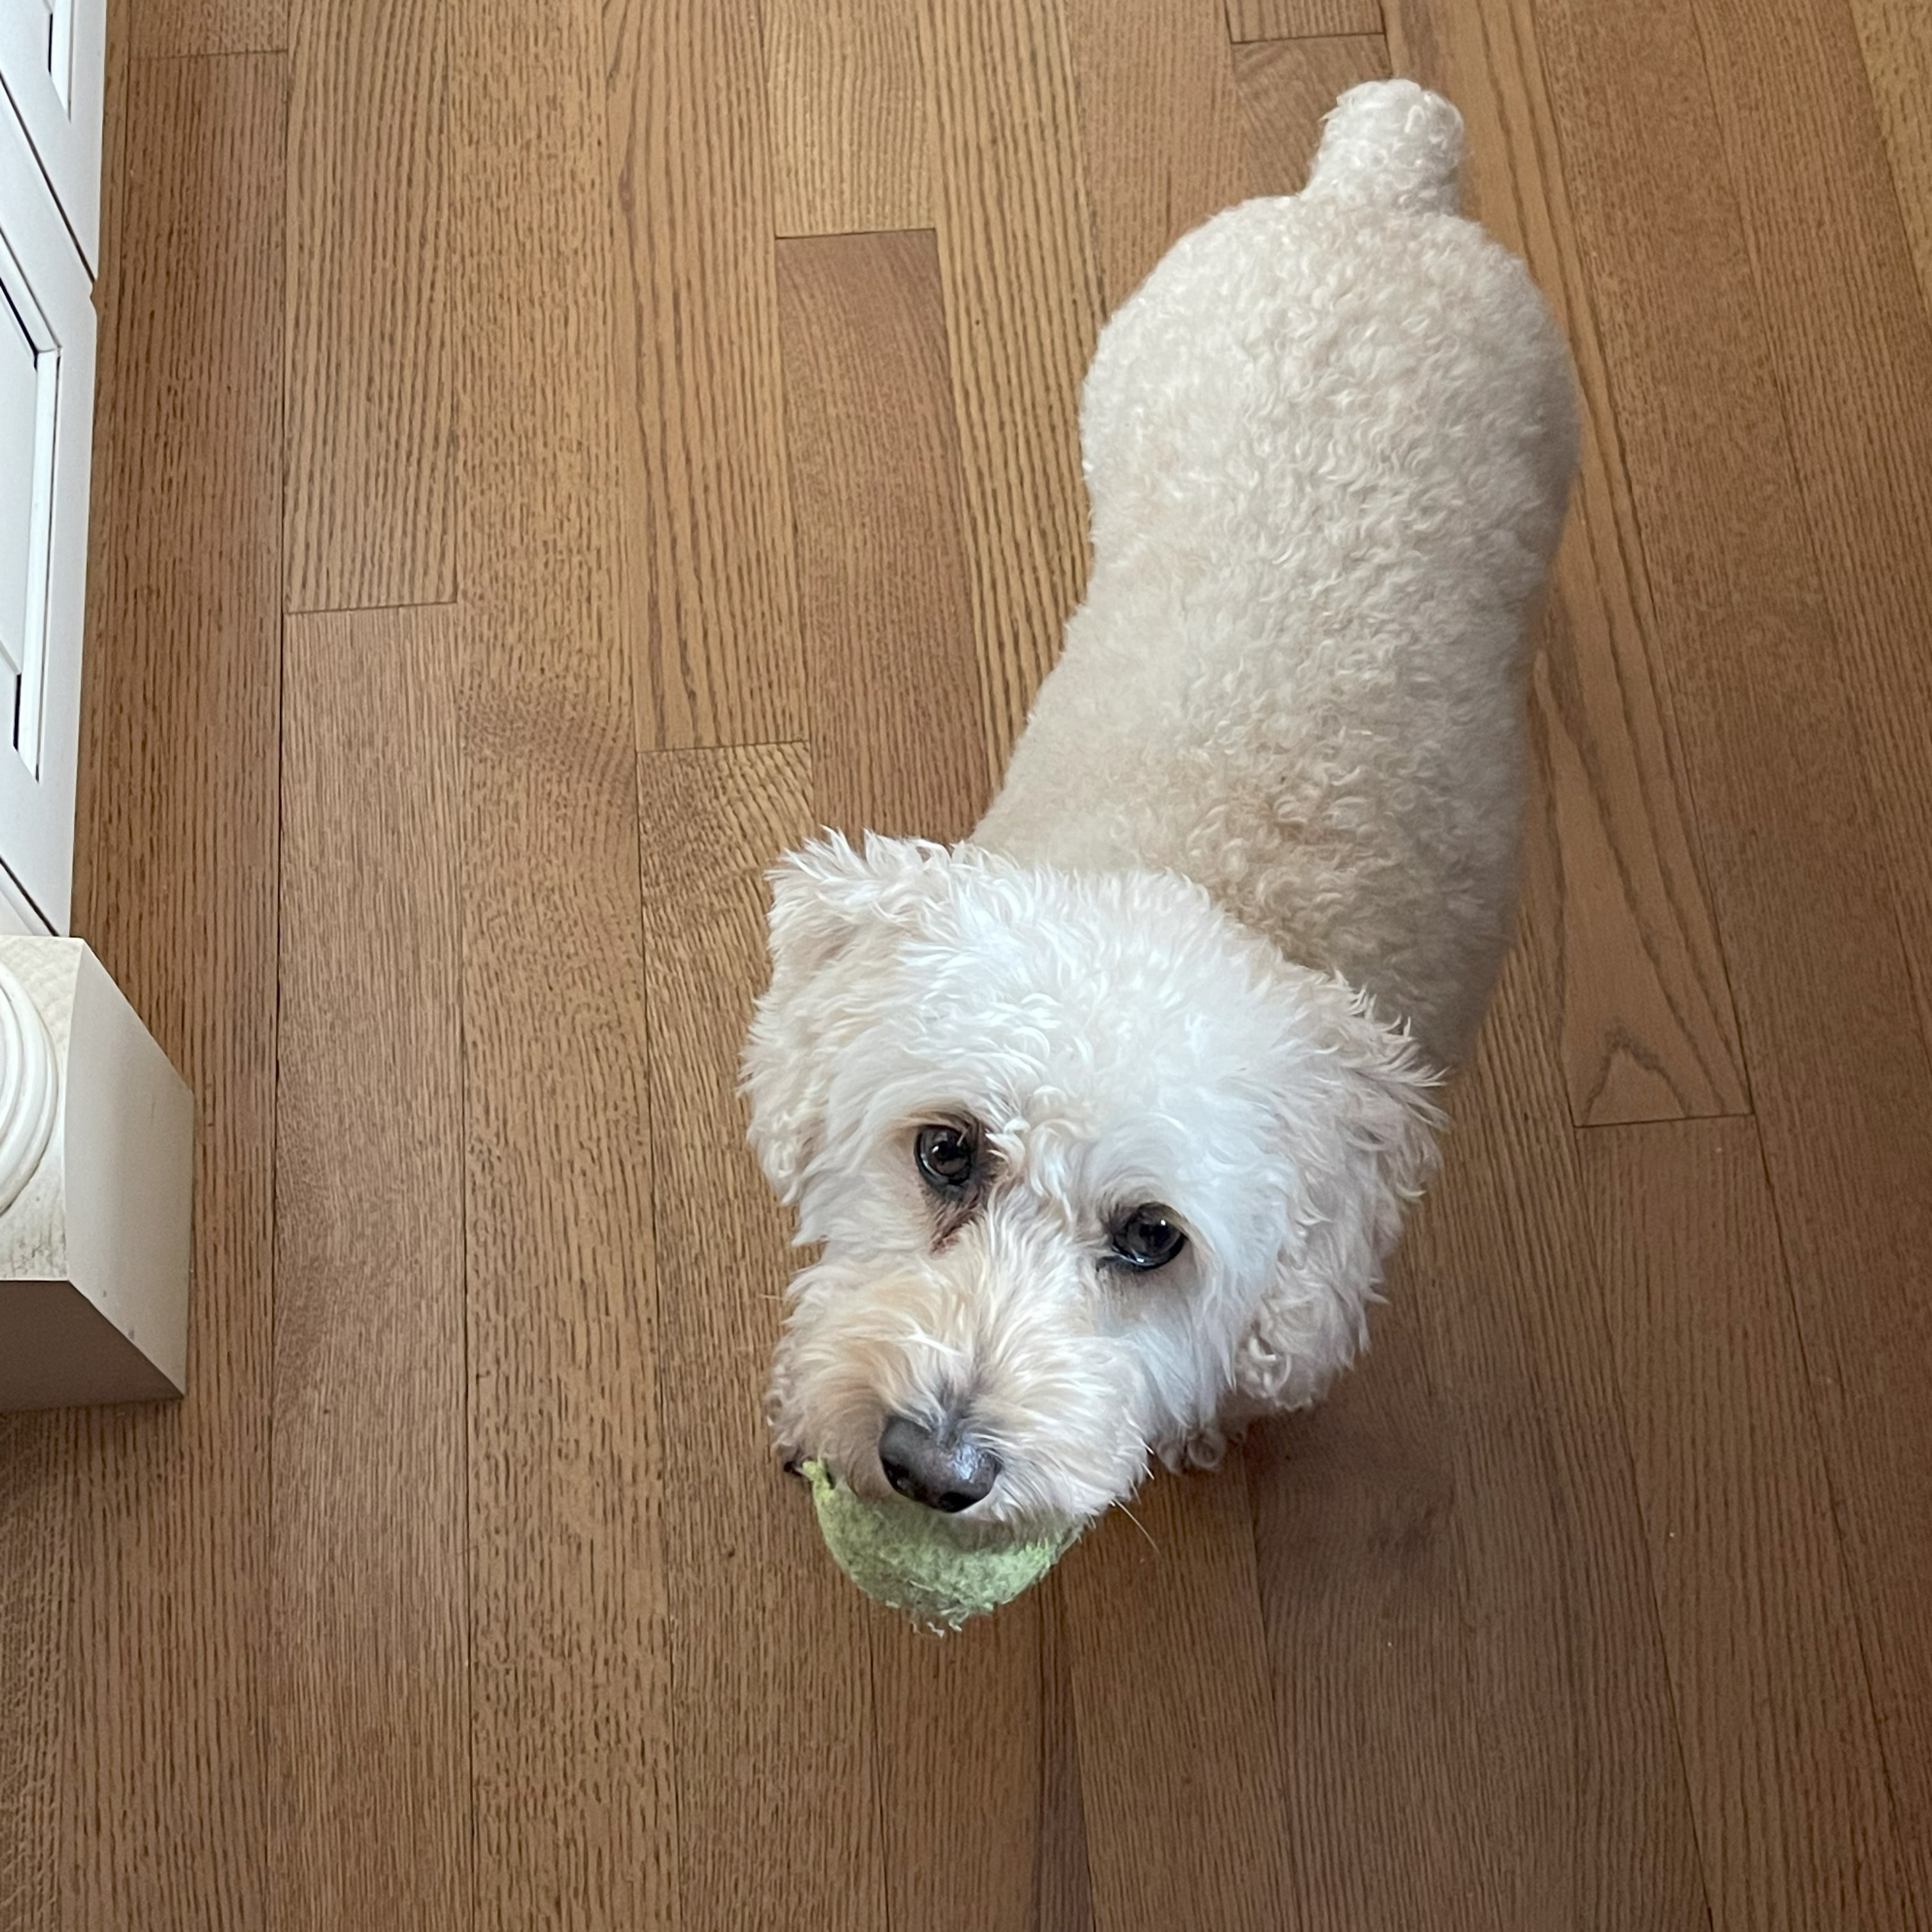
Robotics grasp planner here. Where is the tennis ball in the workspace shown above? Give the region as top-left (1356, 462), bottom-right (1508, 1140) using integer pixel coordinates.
top-left (801, 1460), bottom-right (1078, 1633)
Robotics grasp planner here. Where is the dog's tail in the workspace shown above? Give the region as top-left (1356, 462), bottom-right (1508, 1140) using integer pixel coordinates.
top-left (1305, 80), bottom-right (1463, 217)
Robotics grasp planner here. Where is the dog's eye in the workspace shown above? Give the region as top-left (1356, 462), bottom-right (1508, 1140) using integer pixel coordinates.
top-left (914, 1123), bottom-right (979, 1195)
top-left (1109, 1206), bottom-right (1187, 1271)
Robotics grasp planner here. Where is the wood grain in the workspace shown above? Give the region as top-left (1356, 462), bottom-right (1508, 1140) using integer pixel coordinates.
top-left (1234, 35), bottom-right (1392, 190)
top-left (870, 1609), bottom-right (1047, 1932)
top-left (777, 231), bottom-right (988, 841)
top-left (762, 0), bottom-right (930, 234)
top-left (451, 0), bottom-right (677, 1920)
top-left (1687, 0), bottom-right (1932, 1052)
top-left (135, 0), bottom-right (288, 58)
top-left (1225, 0), bottom-right (1383, 43)
top-left (923, 0), bottom-right (1104, 770)
top-left (0, 1421), bottom-right (73, 1932)
top-left (1250, 926), bottom-right (1708, 1928)
top-left (61, 50), bottom-right (286, 1932)
top-left (1850, 0), bottom-right (1932, 316)
top-left (1245, 1295), bottom-right (1495, 1929)
top-left (1393, 941), bottom-right (1708, 1925)
top-left (1384, 0), bottom-right (1748, 1126)
top-left (1530, 0), bottom-right (1932, 1899)
top-left (604, 0), bottom-right (804, 748)
top-left (1063, 0), bottom-right (1245, 311)
top-left (284, 0), bottom-right (453, 610)
top-left (1035, 1578), bottom-right (1094, 1932)
top-left (1067, 1465), bottom-right (1300, 1932)
top-left (635, 743), bottom-right (889, 1932)
top-left (1584, 1119), bottom-right (1915, 1932)
top-left (272, 608), bottom-right (468, 1931)
top-left (774, 229), bottom-right (1059, 1931)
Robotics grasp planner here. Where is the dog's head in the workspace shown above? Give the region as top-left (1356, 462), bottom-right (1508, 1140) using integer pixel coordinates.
top-left (743, 834), bottom-right (1441, 1530)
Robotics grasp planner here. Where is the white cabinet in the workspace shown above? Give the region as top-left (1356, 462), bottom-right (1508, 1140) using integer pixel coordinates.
top-left (0, 0), bottom-right (102, 935)
top-left (0, 10), bottom-right (191, 1410)
top-left (0, 0), bottom-right (105, 267)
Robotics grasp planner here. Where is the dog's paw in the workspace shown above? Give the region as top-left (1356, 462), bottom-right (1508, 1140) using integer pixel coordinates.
top-left (1154, 1428), bottom-right (1228, 1475)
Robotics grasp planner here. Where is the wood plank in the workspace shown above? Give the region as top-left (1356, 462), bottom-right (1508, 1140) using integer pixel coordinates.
top-left (1850, 0), bottom-right (1932, 316)
top-left (1244, 1291), bottom-right (1494, 1928)
top-left (1584, 1119), bottom-right (1915, 1932)
top-left (604, 0), bottom-right (804, 748)
top-left (61, 50), bottom-right (286, 1931)
top-left (1225, 0), bottom-right (1382, 42)
top-left (1382, 0), bottom-right (1747, 1124)
top-left (450, 0), bottom-right (677, 1920)
top-left (1250, 935), bottom-right (1708, 1926)
top-left (776, 230), bottom-right (986, 842)
top-left (1687, 0), bottom-right (1932, 1050)
top-left (284, 0), bottom-right (454, 610)
top-left (93, 0), bottom-right (134, 349)
top-left (774, 229), bottom-right (1055, 1931)
top-left (1063, 0), bottom-right (1245, 311)
top-left (135, 0), bottom-right (288, 59)
top-left (1234, 36), bottom-right (1392, 191)
top-left (1527, 0), bottom-right (1932, 1901)
top-left (1392, 942), bottom-right (1708, 1921)
top-left (923, 0), bottom-right (1104, 770)
top-left (272, 608), bottom-right (468, 1931)
top-left (1035, 1577), bottom-right (1094, 1932)
top-left (870, 1612), bottom-right (1044, 1932)
top-left (0, 1420), bottom-right (72, 1932)
top-left (634, 743), bottom-right (888, 1932)
top-left (1523, 615), bottom-right (1749, 1125)
top-left (1067, 1466), bottom-right (1300, 1932)
top-left (762, 0), bottom-right (930, 234)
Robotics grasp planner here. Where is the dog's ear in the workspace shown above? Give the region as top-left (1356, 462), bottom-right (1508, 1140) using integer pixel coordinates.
top-left (763, 832), bottom-right (949, 984)
top-left (1234, 980), bottom-right (1443, 1408)
top-left (742, 833), bottom-right (950, 1203)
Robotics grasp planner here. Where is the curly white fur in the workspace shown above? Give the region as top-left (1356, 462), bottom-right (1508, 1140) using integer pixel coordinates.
top-left (744, 83), bottom-right (1578, 1529)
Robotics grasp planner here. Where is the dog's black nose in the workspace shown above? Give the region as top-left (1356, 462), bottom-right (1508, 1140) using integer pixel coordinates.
top-left (878, 1414), bottom-right (1000, 1512)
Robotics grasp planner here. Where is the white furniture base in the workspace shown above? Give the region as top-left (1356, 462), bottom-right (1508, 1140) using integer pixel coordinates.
top-left (0, 937), bottom-right (192, 1408)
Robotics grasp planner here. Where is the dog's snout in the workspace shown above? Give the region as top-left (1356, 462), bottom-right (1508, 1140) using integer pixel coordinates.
top-left (878, 1414), bottom-right (1000, 1513)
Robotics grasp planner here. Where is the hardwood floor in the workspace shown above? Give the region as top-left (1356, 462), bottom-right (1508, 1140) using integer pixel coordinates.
top-left (2, 0), bottom-right (1928, 1926)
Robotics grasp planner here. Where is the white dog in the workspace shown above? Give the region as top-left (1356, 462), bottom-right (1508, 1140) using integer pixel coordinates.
top-left (744, 82), bottom-right (1577, 1531)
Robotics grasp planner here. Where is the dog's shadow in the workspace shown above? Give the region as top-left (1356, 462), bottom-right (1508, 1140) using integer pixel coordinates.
top-left (1239, 1297), bottom-right (1462, 1613)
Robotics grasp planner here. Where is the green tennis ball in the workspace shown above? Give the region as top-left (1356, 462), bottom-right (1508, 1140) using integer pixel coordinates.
top-left (801, 1460), bottom-right (1079, 1633)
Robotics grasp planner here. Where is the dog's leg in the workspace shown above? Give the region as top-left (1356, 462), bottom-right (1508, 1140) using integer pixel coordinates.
top-left (1154, 1427), bottom-right (1229, 1475)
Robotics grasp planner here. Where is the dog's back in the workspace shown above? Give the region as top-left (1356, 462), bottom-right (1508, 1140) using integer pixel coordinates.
top-left (976, 83), bottom-right (1578, 1068)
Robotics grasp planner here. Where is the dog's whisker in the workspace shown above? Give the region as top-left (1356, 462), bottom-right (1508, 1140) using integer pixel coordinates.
top-left (1112, 1499), bottom-right (1161, 1553)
